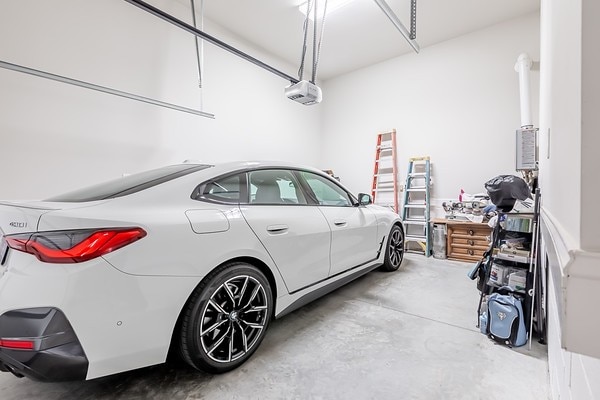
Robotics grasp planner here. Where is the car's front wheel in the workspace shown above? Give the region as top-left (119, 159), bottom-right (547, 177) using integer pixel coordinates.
top-left (381, 224), bottom-right (404, 272)
top-left (178, 262), bottom-right (273, 373)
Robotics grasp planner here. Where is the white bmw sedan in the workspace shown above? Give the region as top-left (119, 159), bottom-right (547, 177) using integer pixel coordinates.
top-left (0, 161), bottom-right (404, 381)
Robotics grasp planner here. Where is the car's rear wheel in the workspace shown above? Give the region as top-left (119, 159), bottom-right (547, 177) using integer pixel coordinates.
top-left (178, 262), bottom-right (273, 373)
top-left (381, 224), bottom-right (404, 272)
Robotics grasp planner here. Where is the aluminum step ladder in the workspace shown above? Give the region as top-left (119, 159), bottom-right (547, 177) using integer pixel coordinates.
top-left (371, 130), bottom-right (399, 213)
top-left (402, 156), bottom-right (432, 256)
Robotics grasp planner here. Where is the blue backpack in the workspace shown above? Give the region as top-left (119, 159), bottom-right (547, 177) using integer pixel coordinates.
top-left (480, 286), bottom-right (528, 347)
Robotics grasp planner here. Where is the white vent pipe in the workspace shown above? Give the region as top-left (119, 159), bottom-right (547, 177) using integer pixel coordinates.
top-left (515, 53), bottom-right (533, 128)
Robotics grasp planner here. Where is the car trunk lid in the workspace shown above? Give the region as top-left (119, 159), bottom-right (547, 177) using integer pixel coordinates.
top-left (0, 200), bottom-right (106, 235)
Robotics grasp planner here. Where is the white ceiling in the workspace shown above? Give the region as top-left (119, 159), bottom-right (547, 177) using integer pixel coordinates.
top-left (190, 0), bottom-right (540, 81)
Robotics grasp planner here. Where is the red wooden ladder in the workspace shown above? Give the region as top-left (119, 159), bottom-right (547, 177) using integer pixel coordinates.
top-left (371, 130), bottom-right (399, 213)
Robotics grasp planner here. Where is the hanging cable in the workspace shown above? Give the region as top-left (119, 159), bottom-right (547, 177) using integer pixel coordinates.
top-left (0, 60), bottom-right (215, 118)
top-left (410, 0), bottom-right (417, 40)
top-left (287, 0), bottom-right (326, 105)
top-left (298, 0), bottom-right (312, 81)
top-left (373, 0), bottom-right (419, 53)
top-left (190, 0), bottom-right (204, 109)
top-left (312, 0), bottom-right (328, 83)
top-left (124, 0), bottom-right (299, 83)
top-left (190, 0), bottom-right (201, 88)
top-left (311, 0), bottom-right (318, 83)
top-left (199, 0), bottom-right (204, 86)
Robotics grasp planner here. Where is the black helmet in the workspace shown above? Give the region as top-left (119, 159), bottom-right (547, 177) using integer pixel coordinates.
top-left (484, 175), bottom-right (531, 212)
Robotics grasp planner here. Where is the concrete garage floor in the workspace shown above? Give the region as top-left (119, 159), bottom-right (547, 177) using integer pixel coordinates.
top-left (0, 255), bottom-right (549, 400)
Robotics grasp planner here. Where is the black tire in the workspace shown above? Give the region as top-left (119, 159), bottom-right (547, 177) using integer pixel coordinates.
top-left (178, 262), bottom-right (273, 373)
top-left (380, 224), bottom-right (405, 272)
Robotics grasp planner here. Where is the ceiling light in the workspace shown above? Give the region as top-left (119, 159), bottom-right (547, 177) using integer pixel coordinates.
top-left (299, 0), bottom-right (354, 20)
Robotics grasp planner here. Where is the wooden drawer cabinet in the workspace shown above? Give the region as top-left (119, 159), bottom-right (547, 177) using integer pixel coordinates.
top-left (435, 220), bottom-right (491, 262)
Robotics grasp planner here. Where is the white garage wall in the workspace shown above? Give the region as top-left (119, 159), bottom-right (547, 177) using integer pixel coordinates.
top-left (538, 0), bottom-right (581, 250)
top-left (539, 0), bottom-right (600, 398)
top-left (580, 0), bottom-right (600, 253)
top-left (319, 13), bottom-right (540, 216)
top-left (0, 0), bottom-right (321, 200)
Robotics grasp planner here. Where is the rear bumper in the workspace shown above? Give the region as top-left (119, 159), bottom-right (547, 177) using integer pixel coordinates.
top-left (0, 307), bottom-right (88, 381)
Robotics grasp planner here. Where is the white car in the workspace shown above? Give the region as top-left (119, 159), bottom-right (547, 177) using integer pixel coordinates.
top-left (0, 161), bottom-right (404, 381)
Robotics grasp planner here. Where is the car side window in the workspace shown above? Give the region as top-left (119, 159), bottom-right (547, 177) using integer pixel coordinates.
top-left (249, 170), bottom-right (307, 205)
top-left (300, 171), bottom-right (352, 206)
top-left (196, 174), bottom-right (242, 203)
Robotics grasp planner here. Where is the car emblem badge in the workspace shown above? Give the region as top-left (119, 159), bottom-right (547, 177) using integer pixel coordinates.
top-left (497, 312), bottom-right (506, 321)
top-left (229, 311), bottom-right (239, 322)
top-left (9, 222), bottom-right (27, 228)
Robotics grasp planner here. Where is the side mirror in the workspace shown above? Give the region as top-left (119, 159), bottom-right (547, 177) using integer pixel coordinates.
top-left (357, 193), bottom-right (372, 206)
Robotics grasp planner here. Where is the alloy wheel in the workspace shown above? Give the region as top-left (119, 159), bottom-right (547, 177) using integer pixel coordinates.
top-left (199, 275), bottom-right (269, 363)
top-left (388, 227), bottom-right (404, 268)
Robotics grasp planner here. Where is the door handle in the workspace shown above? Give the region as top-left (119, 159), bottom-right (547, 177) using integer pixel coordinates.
top-left (333, 220), bottom-right (347, 227)
top-left (267, 224), bottom-right (288, 233)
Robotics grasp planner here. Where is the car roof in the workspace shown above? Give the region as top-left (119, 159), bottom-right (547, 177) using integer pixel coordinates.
top-left (181, 161), bottom-right (356, 196)
top-left (184, 160), bottom-right (328, 176)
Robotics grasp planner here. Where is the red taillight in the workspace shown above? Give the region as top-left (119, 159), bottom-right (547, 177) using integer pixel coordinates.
top-left (5, 228), bottom-right (146, 263)
top-left (4, 236), bottom-right (29, 252)
top-left (0, 339), bottom-right (35, 350)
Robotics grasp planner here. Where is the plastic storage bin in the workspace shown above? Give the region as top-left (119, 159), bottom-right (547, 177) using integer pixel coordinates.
top-left (432, 223), bottom-right (447, 259)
